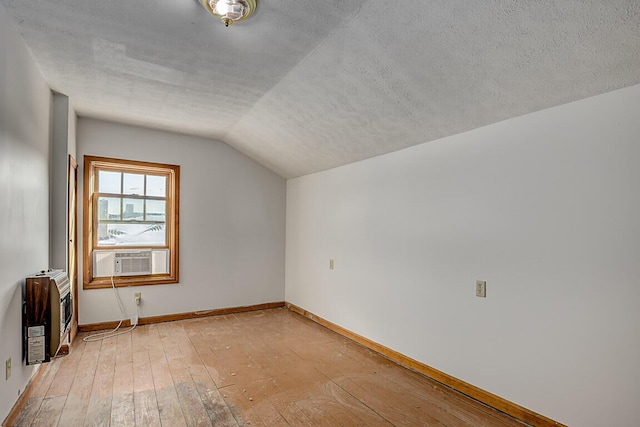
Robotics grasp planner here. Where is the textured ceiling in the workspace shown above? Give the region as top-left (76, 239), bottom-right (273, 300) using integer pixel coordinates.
top-left (2, 0), bottom-right (640, 178)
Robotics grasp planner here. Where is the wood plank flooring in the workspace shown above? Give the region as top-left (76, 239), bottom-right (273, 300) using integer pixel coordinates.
top-left (8, 308), bottom-right (527, 426)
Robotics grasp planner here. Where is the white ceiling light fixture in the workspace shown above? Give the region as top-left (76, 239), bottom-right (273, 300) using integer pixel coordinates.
top-left (200, 0), bottom-right (257, 27)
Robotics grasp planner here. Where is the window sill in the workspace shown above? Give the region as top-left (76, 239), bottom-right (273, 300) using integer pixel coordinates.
top-left (83, 274), bottom-right (178, 289)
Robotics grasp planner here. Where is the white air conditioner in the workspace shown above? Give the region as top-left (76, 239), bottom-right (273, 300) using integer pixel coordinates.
top-left (114, 250), bottom-right (152, 276)
top-left (93, 249), bottom-right (169, 278)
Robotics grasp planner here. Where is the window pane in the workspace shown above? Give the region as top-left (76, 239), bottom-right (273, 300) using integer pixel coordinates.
top-left (123, 173), bottom-right (144, 195)
top-left (146, 200), bottom-right (166, 221)
top-left (146, 175), bottom-right (166, 197)
top-left (122, 198), bottom-right (144, 221)
top-left (98, 171), bottom-right (121, 194)
top-left (98, 197), bottom-right (121, 220)
top-left (97, 223), bottom-right (166, 247)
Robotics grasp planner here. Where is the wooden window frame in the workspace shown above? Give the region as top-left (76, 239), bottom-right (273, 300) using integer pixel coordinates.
top-left (83, 156), bottom-right (180, 289)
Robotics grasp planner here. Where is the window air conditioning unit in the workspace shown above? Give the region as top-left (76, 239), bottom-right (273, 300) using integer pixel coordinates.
top-left (114, 250), bottom-right (152, 276)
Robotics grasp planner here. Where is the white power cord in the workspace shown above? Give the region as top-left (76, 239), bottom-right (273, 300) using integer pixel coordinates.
top-left (83, 276), bottom-right (138, 342)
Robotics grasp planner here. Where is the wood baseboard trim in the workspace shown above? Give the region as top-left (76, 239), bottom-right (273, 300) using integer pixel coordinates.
top-left (3, 365), bottom-right (46, 427)
top-left (78, 301), bottom-right (285, 332)
top-left (285, 302), bottom-right (566, 427)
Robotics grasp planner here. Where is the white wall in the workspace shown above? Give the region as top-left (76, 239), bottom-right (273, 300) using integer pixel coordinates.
top-left (50, 93), bottom-right (77, 270)
top-left (286, 84), bottom-right (640, 427)
top-left (77, 119), bottom-right (286, 325)
top-left (0, 3), bottom-right (52, 422)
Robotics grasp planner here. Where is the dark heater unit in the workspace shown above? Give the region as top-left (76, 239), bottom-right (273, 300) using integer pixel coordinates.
top-left (24, 270), bottom-right (73, 364)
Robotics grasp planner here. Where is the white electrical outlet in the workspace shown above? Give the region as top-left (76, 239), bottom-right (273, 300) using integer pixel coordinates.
top-left (6, 358), bottom-right (11, 380)
top-left (134, 292), bottom-right (141, 305)
top-left (476, 280), bottom-right (487, 298)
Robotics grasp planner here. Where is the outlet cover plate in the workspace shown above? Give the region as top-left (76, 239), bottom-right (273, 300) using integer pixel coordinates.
top-left (6, 358), bottom-right (11, 380)
top-left (476, 280), bottom-right (487, 298)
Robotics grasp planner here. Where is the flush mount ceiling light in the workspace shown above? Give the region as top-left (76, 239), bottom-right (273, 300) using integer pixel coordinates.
top-left (200, 0), bottom-right (257, 27)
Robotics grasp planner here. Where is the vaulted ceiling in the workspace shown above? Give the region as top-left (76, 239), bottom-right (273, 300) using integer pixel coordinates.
top-left (2, 0), bottom-right (640, 178)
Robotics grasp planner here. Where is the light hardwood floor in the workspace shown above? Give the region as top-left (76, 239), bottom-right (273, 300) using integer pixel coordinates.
top-left (9, 308), bottom-right (527, 426)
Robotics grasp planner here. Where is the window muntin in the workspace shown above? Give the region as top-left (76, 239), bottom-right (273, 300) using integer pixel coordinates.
top-left (84, 156), bottom-right (179, 289)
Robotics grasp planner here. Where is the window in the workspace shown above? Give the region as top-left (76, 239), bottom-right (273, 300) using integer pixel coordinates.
top-left (83, 156), bottom-right (180, 288)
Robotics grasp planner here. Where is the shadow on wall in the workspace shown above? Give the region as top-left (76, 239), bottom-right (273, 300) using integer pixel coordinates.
top-left (0, 277), bottom-right (38, 387)
top-left (0, 279), bottom-right (24, 354)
